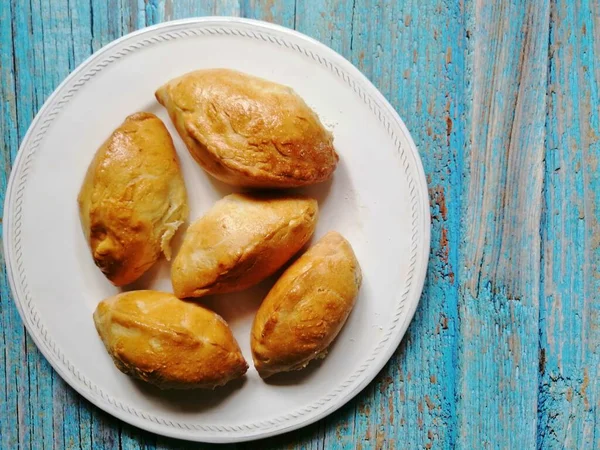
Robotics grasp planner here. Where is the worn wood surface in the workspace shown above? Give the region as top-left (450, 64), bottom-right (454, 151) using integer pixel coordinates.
top-left (1, 0), bottom-right (599, 448)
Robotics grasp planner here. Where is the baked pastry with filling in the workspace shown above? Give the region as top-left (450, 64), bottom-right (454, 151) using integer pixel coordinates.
top-left (171, 193), bottom-right (318, 298)
top-left (251, 231), bottom-right (361, 378)
top-left (156, 69), bottom-right (338, 188)
top-left (78, 112), bottom-right (188, 286)
top-left (93, 290), bottom-right (248, 389)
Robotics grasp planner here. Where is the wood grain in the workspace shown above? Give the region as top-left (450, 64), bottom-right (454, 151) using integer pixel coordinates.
top-left (0, 0), bottom-right (598, 448)
top-left (457, 0), bottom-right (549, 448)
top-left (335, 0), bottom-right (466, 448)
top-left (539, 1), bottom-right (600, 448)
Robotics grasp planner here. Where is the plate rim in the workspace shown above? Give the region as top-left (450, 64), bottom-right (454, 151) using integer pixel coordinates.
top-left (3, 16), bottom-right (431, 443)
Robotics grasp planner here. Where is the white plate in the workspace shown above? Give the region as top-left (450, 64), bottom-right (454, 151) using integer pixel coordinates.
top-left (3, 17), bottom-right (430, 443)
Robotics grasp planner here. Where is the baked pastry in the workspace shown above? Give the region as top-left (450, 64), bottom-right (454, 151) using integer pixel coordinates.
top-left (93, 290), bottom-right (248, 389)
top-left (78, 112), bottom-right (188, 286)
top-left (155, 69), bottom-right (338, 188)
top-left (171, 193), bottom-right (318, 298)
top-left (251, 231), bottom-right (361, 378)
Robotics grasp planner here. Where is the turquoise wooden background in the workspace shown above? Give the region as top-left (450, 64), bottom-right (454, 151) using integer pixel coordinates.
top-left (1, 0), bottom-right (598, 448)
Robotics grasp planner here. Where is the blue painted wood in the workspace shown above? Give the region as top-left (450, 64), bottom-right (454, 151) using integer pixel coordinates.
top-left (1, 0), bottom-right (599, 449)
top-left (456, 1), bottom-right (549, 448)
top-left (538, 1), bottom-right (600, 448)
top-left (0, 0), bottom-right (21, 446)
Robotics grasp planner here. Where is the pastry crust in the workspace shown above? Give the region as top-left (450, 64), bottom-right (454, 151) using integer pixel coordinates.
top-left (251, 231), bottom-right (362, 378)
top-left (93, 290), bottom-right (248, 389)
top-left (171, 193), bottom-right (318, 298)
top-left (155, 69), bottom-right (338, 188)
top-left (78, 112), bottom-right (188, 286)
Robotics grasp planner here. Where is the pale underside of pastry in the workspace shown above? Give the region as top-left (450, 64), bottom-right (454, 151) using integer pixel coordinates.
top-left (251, 231), bottom-right (362, 378)
top-left (78, 112), bottom-right (188, 286)
top-left (93, 290), bottom-right (248, 389)
top-left (171, 193), bottom-right (318, 299)
top-left (155, 68), bottom-right (339, 188)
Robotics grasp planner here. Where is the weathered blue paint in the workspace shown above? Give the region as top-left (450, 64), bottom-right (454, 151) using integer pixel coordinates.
top-left (333, 0), bottom-right (465, 448)
top-left (538, 1), bottom-right (600, 448)
top-left (456, 1), bottom-right (549, 448)
top-left (0, 1), bottom-right (598, 449)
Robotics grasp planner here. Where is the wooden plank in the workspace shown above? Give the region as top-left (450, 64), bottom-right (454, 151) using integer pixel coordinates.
top-left (0, 0), bottom-right (21, 447)
top-left (26, 2), bottom-right (92, 449)
top-left (276, 2), bottom-right (354, 448)
top-left (317, 0), bottom-right (466, 447)
top-left (4, 0), bottom-right (54, 447)
top-left (58, 5), bottom-right (94, 449)
top-left (240, 0), bottom-right (296, 29)
top-left (165, 0), bottom-right (240, 20)
top-left (456, 0), bottom-right (549, 447)
top-left (538, 0), bottom-right (600, 448)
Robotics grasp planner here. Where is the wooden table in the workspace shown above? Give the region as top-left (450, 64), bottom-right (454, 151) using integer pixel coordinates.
top-left (1, 1), bottom-right (598, 448)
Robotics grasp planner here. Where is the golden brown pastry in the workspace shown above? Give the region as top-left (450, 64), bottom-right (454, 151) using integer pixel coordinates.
top-left (251, 231), bottom-right (361, 378)
top-left (93, 290), bottom-right (248, 389)
top-left (171, 193), bottom-right (318, 298)
top-left (155, 69), bottom-right (338, 188)
top-left (78, 112), bottom-right (188, 286)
